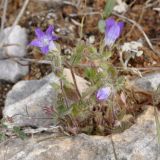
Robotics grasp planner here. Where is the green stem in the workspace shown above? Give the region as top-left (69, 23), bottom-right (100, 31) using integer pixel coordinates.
top-left (65, 61), bottom-right (81, 100)
top-left (70, 66), bottom-right (81, 100)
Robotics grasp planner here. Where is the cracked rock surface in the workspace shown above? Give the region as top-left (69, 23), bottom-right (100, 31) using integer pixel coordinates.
top-left (0, 107), bottom-right (159, 160)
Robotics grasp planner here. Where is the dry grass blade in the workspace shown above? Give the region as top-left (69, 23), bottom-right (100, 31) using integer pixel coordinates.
top-left (1, 0), bottom-right (8, 31)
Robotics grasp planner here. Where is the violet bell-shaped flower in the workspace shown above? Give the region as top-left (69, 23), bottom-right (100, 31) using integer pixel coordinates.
top-left (29, 25), bottom-right (58, 54)
top-left (96, 87), bottom-right (111, 101)
top-left (105, 17), bottom-right (124, 47)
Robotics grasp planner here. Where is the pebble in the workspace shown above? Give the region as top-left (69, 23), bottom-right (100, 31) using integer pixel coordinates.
top-left (0, 59), bottom-right (29, 83)
top-left (88, 35), bottom-right (95, 44)
top-left (0, 25), bottom-right (28, 59)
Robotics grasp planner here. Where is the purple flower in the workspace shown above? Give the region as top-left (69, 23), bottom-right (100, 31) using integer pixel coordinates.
top-left (96, 87), bottom-right (111, 101)
top-left (29, 25), bottom-right (58, 54)
top-left (105, 17), bottom-right (124, 47)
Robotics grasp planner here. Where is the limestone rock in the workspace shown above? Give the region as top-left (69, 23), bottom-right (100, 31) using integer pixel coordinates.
top-left (0, 25), bottom-right (27, 59)
top-left (3, 68), bottom-right (89, 128)
top-left (0, 106), bottom-right (159, 160)
top-left (132, 72), bottom-right (160, 92)
top-left (0, 59), bottom-right (29, 82)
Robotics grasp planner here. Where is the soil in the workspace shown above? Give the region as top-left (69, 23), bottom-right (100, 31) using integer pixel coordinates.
top-left (0, 0), bottom-right (160, 133)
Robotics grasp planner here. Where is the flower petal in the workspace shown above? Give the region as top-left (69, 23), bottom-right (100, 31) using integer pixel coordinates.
top-left (52, 35), bottom-right (58, 41)
top-left (29, 39), bottom-right (43, 47)
top-left (49, 41), bottom-right (58, 52)
top-left (105, 18), bottom-right (115, 33)
top-left (105, 24), bottom-right (120, 47)
top-left (46, 25), bottom-right (54, 35)
top-left (96, 87), bottom-right (111, 101)
top-left (45, 25), bottom-right (58, 41)
top-left (40, 46), bottom-right (49, 54)
top-left (117, 21), bottom-right (124, 33)
top-left (35, 28), bottom-right (45, 38)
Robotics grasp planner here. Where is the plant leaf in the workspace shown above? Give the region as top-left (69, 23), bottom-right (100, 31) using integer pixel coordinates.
top-left (71, 43), bottom-right (85, 65)
top-left (71, 103), bottom-right (81, 117)
top-left (82, 85), bottom-right (97, 99)
top-left (13, 127), bottom-right (27, 140)
top-left (0, 132), bottom-right (6, 142)
top-left (103, 0), bottom-right (116, 18)
top-left (103, 51), bottom-right (113, 59)
top-left (115, 76), bottom-right (125, 91)
top-left (98, 20), bottom-right (105, 33)
top-left (84, 68), bottom-right (97, 82)
top-left (87, 45), bottom-right (97, 54)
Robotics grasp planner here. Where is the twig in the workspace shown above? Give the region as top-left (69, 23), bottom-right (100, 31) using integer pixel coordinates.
top-left (76, 0), bottom-right (81, 7)
top-left (69, 11), bottom-right (101, 17)
top-left (0, 0), bottom-right (30, 48)
top-left (1, 0), bottom-right (8, 31)
top-left (153, 8), bottom-right (160, 11)
top-left (11, 113), bottom-right (53, 120)
top-left (71, 19), bottom-right (82, 27)
top-left (145, 0), bottom-right (159, 8)
top-left (127, 0), bottom-right (157, 39)
top-left (112, 12), bottom-right (160, 56)
top-left (11, 57), bottom-right (52, 65)
top-left (63, 1), bottom-right (78, 8)
top-left (128, 0), bottom-right (137, 8)
top-left (10, 57), bottom-right (160, 72)
top-left (64, 60), bottom-right (81, 99)
top-left (126, 3), bottom-right (145, 37)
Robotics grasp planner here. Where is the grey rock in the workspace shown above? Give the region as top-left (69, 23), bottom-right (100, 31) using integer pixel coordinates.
top-left (0, 106), bottom-right (159, 160)
top-left (0, 25), bottom-right (27, 59)
top-left (3, 73), bottom-right (59, 128)
top-left (0, 59), bottom-right (29, 82)
top-left (3, 68), bottom-right (89, 128)
top-left (88, 35), bottom-right (95, 44)
top-left (0, 25), bottom-right (28, 82)
top-left (132, 72), bottom-right (160, 92)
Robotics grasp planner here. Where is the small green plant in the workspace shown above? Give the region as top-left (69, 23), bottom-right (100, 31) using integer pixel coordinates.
top-left (0, 132), bottom-right (7, 142)
top-left (29, 15), bottom-right (128, 135)
top-left (13, 127), bottom-right (27, 140)
top-left (0, 118), bottom-right (27, 141)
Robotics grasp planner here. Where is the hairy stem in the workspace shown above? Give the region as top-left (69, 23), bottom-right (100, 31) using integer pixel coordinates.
top-left (70, 66), bottom-right (81, 99)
